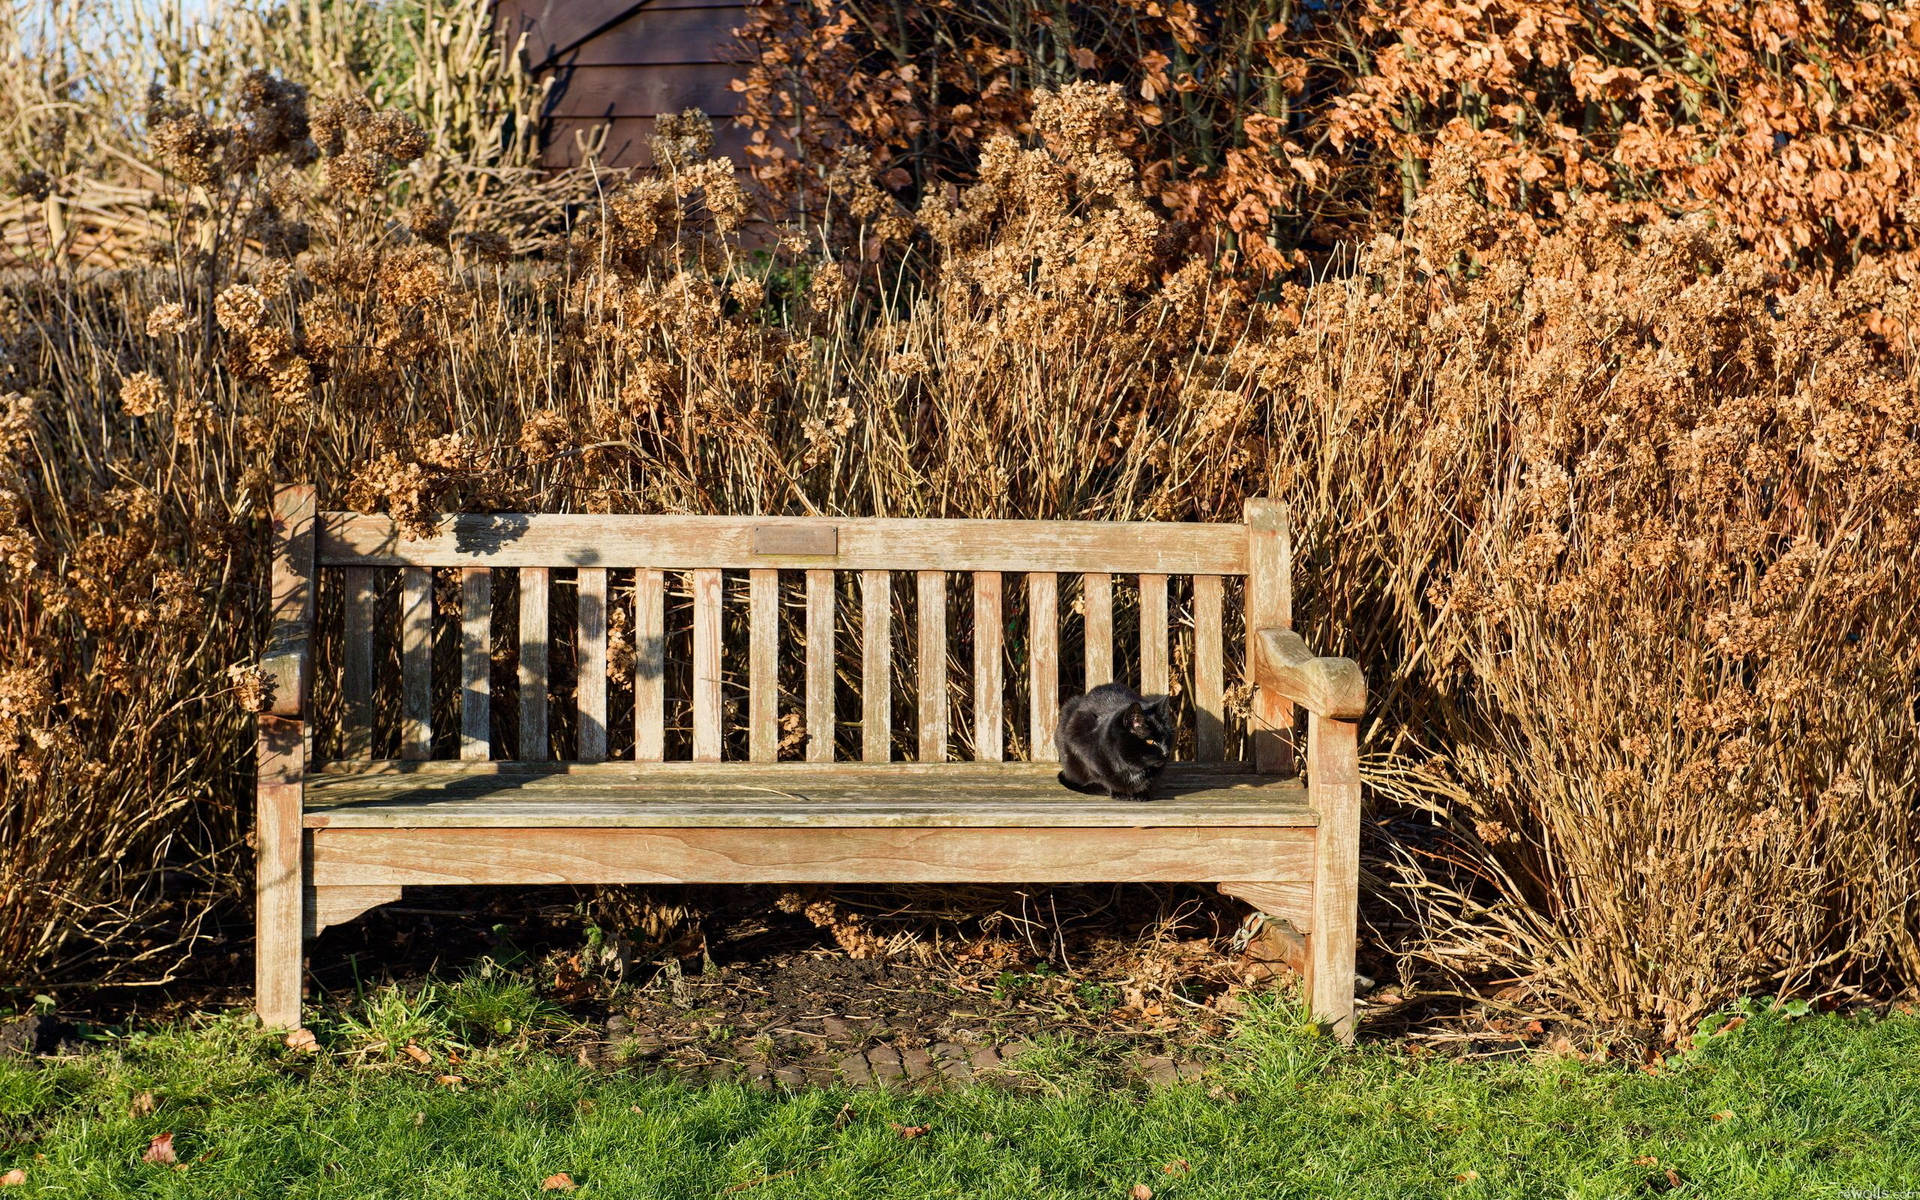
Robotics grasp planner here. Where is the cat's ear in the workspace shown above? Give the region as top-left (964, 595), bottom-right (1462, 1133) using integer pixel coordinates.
top-left (1143, 695), bottom-right (1169, 715)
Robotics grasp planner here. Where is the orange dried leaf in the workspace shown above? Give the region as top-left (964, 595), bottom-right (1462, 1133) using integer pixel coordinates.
top-left (888, 1122), bottom-right (931, 1139)
top-left (541, 1173), bottom-right (577, 1191)
top-left (0, 1169), bottom-right (25, 1187)
top-left (403, 1043), bottom-right (432, 1065)
top-left (142, 1132), bottom-right (178, 1166)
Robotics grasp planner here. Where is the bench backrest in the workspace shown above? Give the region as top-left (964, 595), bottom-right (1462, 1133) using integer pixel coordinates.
top-left (290, 502), bottom-right (1290, 766)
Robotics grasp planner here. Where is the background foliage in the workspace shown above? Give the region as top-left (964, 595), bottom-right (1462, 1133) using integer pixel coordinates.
top-left (2, 0), bottom-right (1917, 1041)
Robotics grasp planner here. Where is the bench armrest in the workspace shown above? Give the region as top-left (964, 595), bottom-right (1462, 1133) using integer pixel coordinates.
top-left (261, 631), bottom-right (308, 718)
top-left (1252, 628), bottom-right (1366, 720)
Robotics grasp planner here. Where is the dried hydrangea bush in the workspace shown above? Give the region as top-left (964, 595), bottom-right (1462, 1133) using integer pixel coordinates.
top-left (1, 71), bottom-right (1916, 1042)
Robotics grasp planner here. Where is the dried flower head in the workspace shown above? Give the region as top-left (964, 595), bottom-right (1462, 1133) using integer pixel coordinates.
top-left (363, 111), bottom-right (428, 163)
top-left (119, 372), bottom-right (165, 417)
top-left (214, 285), bottom-right (269, 334)
top-left (408, 199), bottom-right (455, 246)
top-left (144, 302), bottom-right (193, 337)
top-left (651, 108), bottom-right (715, 170)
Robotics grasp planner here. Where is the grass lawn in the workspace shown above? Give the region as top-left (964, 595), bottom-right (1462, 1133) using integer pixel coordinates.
top-left (0, 986), bottom-right (1914, 1199)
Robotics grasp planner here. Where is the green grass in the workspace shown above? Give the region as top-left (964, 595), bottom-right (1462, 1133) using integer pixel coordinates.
top-left (1, 988), bottom-right (1915, 1198)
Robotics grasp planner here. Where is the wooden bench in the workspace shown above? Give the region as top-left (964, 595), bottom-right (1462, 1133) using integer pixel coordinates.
top-left (256, 488), bottom-right (1366, 1037)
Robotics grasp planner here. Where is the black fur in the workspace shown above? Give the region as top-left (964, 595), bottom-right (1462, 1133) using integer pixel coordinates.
top-left (1055, 683), bottom-right (1172, 801)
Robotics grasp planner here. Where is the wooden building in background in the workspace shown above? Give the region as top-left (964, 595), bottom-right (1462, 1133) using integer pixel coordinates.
top-left (494, 0), bottom-right (756, 169)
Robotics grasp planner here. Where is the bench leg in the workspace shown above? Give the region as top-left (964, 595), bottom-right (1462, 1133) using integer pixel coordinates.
top-left (1307, 712), bottom-right (1361, 1041)
top-left (256, 716), bottom-right (305, 1029)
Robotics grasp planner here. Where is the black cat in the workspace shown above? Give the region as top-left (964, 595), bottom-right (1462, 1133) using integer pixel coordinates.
top-left (1055, 683), bottom-right (1172, 801)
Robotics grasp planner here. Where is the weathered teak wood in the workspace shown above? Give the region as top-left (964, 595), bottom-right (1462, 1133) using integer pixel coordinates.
top-left (634, 569), bottom-right (664, 761)
top-left (917, 571), bottom-right (946, 762)
top-left (748, 569), bottom-right (778, 763)
top-left (1083, 572), bottom-right (1113, 688)
top-left (1139, 573), bottom-right (1168, 696)
top-left (309, 826), bottom-right (1316, 887)
top-left (1028, 572), bottom-right (1058, 759)
top-left (256, 484), bottom-right (315, 1029)
top-left (1216, 881), bottom-right (1315, 935)
top-left (576, 568), bottom-right (609, 761)
top-left (262, 486), bottom-right (316, 718)
top-left (861, 571), bottom-right (890, 762)
top-left (1193, 574), bottom-right (1225, 762)
top-left (1306, 712), bottom-right (1361, 1040)
top-left (257, 714), bottom-right (304, 1027)
top-left (518, 567), bottom-right (549, 761)
top-left (806, 570), bottom-right (834, 762)
top-left (1246, 500), bottom-right (1293, 774)
top-left (692, 568), bottom-right (722, 762)
top-left (266, 492), bottom-right (1366, 1041)
top-left (460, 567), bottom-right (491, 761)
top-left (321, 513), bottom-right (1249, 574)
top-left (305, 885), bottom-right (403, 938)
top-left (973, 572), bottom-right (1003, 761)
top-left (302, 767), bottom-right (1310, 828)
top-left (1255, 629), bottom-right (1366, 720)
top-left (400, 567), bottom-right (433, 761)
top-left (340, 567), bottom-right (377, 760)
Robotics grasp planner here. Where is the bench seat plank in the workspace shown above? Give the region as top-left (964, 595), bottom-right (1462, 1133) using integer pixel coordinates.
top-left (302, 764), bottom-right (1311, 829)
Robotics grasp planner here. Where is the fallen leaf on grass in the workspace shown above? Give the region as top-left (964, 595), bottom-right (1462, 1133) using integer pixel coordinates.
top-left (1720, 1016), bottom-right (1747, 1033)
top-left (888, 1123), bottom-right (930, 1140)
top-left (1455, 1170), bottom-right (1479, 1181)
top-left (1161, 1159), bottom-right (1190, 1175)
top-left (435, 1075), bottom-right (464, 1089)
top-left (1709, 1110), bottom-right (1733, 1122)
top-left (284, 1028), bottom-right (319, 1054)
top-left (540, 1173), bottom-right (576, 1191)
top-left (129, 1091), bottom-right (157, 1117)
top-left (1, 1169), bottom-right (25, 1187)
top-left (403, 1043), bottom-right (432, 1065)
top-left (1666, 1169), bottom-right (1683, 1188)
top-left (1130, 1185), bottom-right (1154, 1200)
top-left (1632, 1156), bottom-right (1659, 1166)
top-left (142, 1133), bottom-right (178, 1165)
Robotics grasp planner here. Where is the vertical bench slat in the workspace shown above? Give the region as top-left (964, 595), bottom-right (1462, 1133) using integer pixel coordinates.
top-left (1246, 500), bottom-right (1293, 773)
top-left (576, 568), bottom-right (609, 761)
top-left (973, 572), bottom-right (1003, 761)
top-left (1083, 572), bottom-right (1113, 688)
top-left (861, 570), bottom-right (891, 762)
top-left (1140, 573), bottom-right (1169, 696)
top-left (634, 568), bottom-right (665, 762)
top-left (748, 569), bottom-right (778, 763)
top-left (517, 568), bottom-right (548, 761)
top-left (460, 567), bottom-right (491, 761)
top-left (806, 570), bottom-right (835, 762)
top-left (916, 570), bottom-right (946, 762)
top-left (340, 566), bottom-right (377, 760)
top-left (1193, 574), bottom-right (1225, 762)
top-left (400, 567), bottom-right (433, 760)
top-left (692, 568), bottom-right (723, 762)
top-left (1028, 572), bottom-right (1058, 759)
